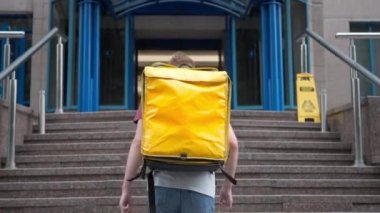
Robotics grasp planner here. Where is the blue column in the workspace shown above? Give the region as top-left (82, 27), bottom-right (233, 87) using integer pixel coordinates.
top-left (124, 15), bottom-right (135, 109)
top-left (226, 16), bottom-right (238, 109)
top-left (77, 0), bottom-right (101, 112)
top-left (66, 0), bottom-right (76, 108)
top-left (15, 38), bottom-right (26, 105)
top-left (285, 0), bottom-right (295, 109)
top-left (260, 0), bottom-right (285, 111)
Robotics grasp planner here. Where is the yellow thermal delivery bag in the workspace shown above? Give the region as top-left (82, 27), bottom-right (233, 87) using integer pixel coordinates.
top-left (142, 65), bottom-right (231, 171)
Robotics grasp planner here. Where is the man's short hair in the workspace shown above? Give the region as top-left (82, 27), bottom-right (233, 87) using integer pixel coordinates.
top-left (169, 51), bottom-right (195, 68)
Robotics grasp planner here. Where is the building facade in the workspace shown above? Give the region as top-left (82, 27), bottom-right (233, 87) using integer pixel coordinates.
top-left (0, 0), bottom-right (379, 113)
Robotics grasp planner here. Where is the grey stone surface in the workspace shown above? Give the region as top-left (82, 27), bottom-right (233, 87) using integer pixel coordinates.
top-left (328, 96), bottom-right (380, 165)
top-left (15, 141), bottom-right (351, 157)
top-left (309, 0), bottom-right (380, 110)
top-left (0, 0), bottom-right (32, 12)
top-left (29, 0), bottom-right (49, 114)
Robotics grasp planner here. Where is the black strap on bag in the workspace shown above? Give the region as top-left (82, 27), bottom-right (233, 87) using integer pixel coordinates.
top-left (127, 161), bottom-right (155, 213)
top-left (147, 171), bottom-right (156, 213)
top-left (219, 164), bottom-right (237, 185)
top-left (127, 161), bottom-right (147, 182)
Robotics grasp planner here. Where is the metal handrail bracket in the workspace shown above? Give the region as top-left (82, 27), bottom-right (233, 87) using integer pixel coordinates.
top-left (336, 32), bottom-right (380, 39)
top-left (0, 31), bottom-right (25, 38)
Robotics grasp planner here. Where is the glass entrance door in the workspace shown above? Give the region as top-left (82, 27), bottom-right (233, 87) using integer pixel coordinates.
top-left (99, 16), bottom-right (125, 109)
top-left (235, 11), bottom-right (262, 109)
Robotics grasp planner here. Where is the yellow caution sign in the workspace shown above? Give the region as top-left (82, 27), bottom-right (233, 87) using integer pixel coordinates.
top-left (296, 73), bottom-right (320, 123)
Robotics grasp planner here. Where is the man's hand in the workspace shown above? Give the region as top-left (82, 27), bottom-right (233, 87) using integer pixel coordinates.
top-left (219, 183), bottom-right (233, 209)
top-left (119, 185), bottom-right (131, 213)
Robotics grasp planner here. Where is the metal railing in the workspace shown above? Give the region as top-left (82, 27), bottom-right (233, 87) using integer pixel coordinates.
top-left (0, 31), bottom-right (25, 169)
top-left (306, 29), bottom-right (380, 167)
top-left (300, 37), bottom-right (309, 74)
top-left (335, 32), bottom-right (380, 167)
top-left (0, 27), bottom-right (67, 169)
top-left (320, 89), bottom-right (327, 133)
top-left (1, 31), bottom-right (25, 101)
top-left (306, 29), bottom-right (380, 86)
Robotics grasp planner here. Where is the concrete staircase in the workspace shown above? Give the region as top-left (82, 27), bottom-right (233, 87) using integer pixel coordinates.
top-left (0, 110), bottom-right (380, 212)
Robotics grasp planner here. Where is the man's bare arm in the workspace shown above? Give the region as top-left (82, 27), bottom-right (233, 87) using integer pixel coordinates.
top-left (219, 124), bottom-right (239, 209)
top-left (120, 120), bottom-right (143, 212)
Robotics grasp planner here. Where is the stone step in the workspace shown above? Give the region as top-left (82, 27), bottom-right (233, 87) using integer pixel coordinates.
top-left (33, 119), bottom-right (319, 133)
top-left (235, 130), bottom-right (340, 141)
top-left (1, 165), bottom-right (379, 182)
top-left (24, 131), bottom-right (135, 144)
top-left (16, 141), bottom-right (351, 155)
top-left (1, 179), bottom-right (380, 199)
top-left (231, 120), bottom-right (321, 131)
top-left (23, 130), bottom-right (341, 144)
top-left (32, 121), bottom-right (136, 133)
top-left (1, 195), bottom-right (379, 212)
top-left (45, 111), bottom-right (136, 123)
top-left (44, 110), bottom-right (298, 124)
top-left (14, 152), bottom-right (354, 168)
top-left (239, 141), bottom-right (350, 153)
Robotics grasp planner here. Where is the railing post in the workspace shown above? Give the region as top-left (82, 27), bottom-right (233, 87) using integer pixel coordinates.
top-left (0, 31), bottom-right (25, 170)
top-left (4, 37), bottom-right (17, 169)
top-left (6, 73), bottom-right (17, 169)
top-left (349, 39), bottom-right (365, 167)
top-left (320, 89), bottom-right (327, 132)
top-left (39, 90), bottom-right (45, 134)
top-left (301, 37), bottom-right (308, 73)
top-left (55, 37), bottom-right (64, 114)
top-left (2, 38), bottom-right (11, 100)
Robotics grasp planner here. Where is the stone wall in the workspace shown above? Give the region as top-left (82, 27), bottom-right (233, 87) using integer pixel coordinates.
top-left (311, 0), bottom-right (380, 110)
top-left (328, 96), bottom-right (380, 165)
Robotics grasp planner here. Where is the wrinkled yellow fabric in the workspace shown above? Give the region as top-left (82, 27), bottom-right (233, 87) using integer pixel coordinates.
top-left (142, 66), bottom-right (230, 162)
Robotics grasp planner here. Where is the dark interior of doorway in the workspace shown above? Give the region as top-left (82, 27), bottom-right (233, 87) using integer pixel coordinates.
top-left (135, 38), bottom-right (223, 107)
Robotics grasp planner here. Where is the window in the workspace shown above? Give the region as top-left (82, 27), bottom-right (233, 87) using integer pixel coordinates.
top-left (350, 22), bottom-right (380, 96)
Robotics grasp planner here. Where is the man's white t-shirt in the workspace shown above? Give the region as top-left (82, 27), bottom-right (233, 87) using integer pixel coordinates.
top-left (154, 171), bottom-right (216, 198)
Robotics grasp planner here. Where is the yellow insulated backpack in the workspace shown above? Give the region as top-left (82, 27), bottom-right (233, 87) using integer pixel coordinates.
top-left (132, 64), bottom-right (236, 184)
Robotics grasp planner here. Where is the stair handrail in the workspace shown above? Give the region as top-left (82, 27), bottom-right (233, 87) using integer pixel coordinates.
top-left (335, 32), bottom-right (380, 167)
top-left (306, 29), bottom-right (380, 86)
top-left (0, 27), bottom-right (67, 81)
top-left (0, 31), bottom-right (25, 100)
top-left (306, 29), bottom-right (380, 167)
top-left (0, 27), bottom-right (67, 169)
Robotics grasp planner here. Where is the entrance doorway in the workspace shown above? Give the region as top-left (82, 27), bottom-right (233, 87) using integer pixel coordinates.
top-left (132, 15), bottom-right (226, 107)
top-left (236, 10), bottom-right (262, 108)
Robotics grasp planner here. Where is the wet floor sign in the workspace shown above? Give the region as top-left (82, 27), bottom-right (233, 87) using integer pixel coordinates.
top-left (296, 73), bottom-right (320, 123)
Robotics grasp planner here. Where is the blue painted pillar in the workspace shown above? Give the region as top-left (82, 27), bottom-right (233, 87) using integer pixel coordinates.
top-left (66, 0), bottom-right (76, 108)
top-left (124, 15), bottom-right (135, 109)
top-left (77, 0), bottom-right (101, 112)
top-left (260, 0), bottom-right (285, 111)
top-left (15, 38), bottom-right (26, 105)
top-left (226, 16), bottom-right (238, 109)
